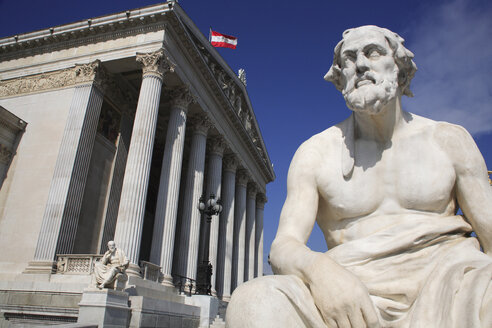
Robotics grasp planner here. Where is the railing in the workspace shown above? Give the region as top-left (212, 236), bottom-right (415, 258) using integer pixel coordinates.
top-left (174, 274), bottom-right (196, 296)
top-left (56, 254), bottom-right (102, 274)
top-left (140, 260), bottom-right (161, 282)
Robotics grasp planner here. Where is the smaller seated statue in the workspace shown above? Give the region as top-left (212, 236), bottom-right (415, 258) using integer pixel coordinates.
top-left (94, 241), bottom-right (129, 289)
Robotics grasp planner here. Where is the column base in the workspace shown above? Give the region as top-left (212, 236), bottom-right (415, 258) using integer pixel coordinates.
top-left (161, 273), bottom-right (175, 287)
top-left (126, 263), bottom-right (142, 277)
top-left (23, 261), bottom-right (56, 274)
top-left (220, 295), bottom-right (231, 302)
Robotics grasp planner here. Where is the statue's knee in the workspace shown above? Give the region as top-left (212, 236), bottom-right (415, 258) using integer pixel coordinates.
top-left (231, 277), bottom-right (275, 304)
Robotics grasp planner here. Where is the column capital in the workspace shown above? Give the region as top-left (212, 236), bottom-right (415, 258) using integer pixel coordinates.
top-left (136, 48), bottom-right (175, 80)
top-left (223, 154), bottom-right (239, 173)
top-left (169, 85), bottom-right (196, 112)
top-left (247, 183), bottom-right (257, 199)
top-left (190, 115), bottom-right (212, 137)
top-left (209, 136), bottom-right (226, 157)
top-left (236, 170), bottom-right (250, 187)
top-left (256, 193), bottom-right (267, 208)
top-left (74, 60), bottom-right (109, 90)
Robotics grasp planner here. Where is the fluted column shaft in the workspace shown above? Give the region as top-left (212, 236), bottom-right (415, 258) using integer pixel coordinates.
top-left (255, 194), bottom-right (266, 278)
top-left (30, 61), bottom-right (105, 272)
top-left (204, 138), bottom-right (225, 295)
top-left (244, 184), bottom-right (257, 281)
top-left (231, 171), bottom-right (248, 291)
top-left (113, 49), bottom-right (173, 275)
top-left (99, 115), bottom-right (133, 253)
top-left (150, 86), bottom-right (193, 286)
top-left (176, 118), bottom-right (210, 282)
top-left (216, 155), bottom-right (238, 300)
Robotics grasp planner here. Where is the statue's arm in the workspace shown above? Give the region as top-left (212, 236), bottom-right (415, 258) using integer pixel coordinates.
top-left (438, 123), bottom-right (492, 255)
top-left (270, 140), bottom-right (380, 328)
top-left (270, 141), bottom-right (322, 277)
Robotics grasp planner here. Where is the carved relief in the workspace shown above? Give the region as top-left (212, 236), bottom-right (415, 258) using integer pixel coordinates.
top-left (136, 48), bottom-right (175, 79)
top-left (234, 96), bottom-right (242, 114)
top-left (0, 60), bottom-right (115, 98)
top-left (0, 68), bottom-right (74, 98)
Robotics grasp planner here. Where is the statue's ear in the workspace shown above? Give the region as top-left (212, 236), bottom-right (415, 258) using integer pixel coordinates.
top-left (341, 114), bottom-right (355, 179)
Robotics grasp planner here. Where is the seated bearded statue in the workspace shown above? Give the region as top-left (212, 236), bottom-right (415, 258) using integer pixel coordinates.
top-left (94, 240), bottom-right (129, 289)
top-left (226, 25), bottom-right (492, 328)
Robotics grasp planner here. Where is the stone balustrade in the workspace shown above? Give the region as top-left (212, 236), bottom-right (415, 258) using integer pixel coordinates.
top-left (56, 254), bottom-right (102, 275)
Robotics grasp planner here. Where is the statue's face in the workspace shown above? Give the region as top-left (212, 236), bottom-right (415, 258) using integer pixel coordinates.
top-left (340, 28), bottom-right (399, 114)
top-left (108, 242), bottom-right (116, 252)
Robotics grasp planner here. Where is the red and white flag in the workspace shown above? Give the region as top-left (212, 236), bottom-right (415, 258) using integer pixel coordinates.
top-left (210, 30), bottom-right (237, 49)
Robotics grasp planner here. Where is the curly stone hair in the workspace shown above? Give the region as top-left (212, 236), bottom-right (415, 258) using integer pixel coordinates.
top-left (325, 26), bottom-right (418, 97)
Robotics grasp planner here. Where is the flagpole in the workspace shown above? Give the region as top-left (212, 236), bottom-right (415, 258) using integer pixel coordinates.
top-left (209, 27), bottom-right (212, 43)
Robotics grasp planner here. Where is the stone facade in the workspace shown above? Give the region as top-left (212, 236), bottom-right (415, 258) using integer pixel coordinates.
top-left (0, 2), bottom-right (274, 327)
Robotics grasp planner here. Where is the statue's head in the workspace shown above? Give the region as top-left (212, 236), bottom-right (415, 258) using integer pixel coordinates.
top-left (325, 25), bottom-right (417, 114)
top-left (108, 241), bottom-right (116, 252)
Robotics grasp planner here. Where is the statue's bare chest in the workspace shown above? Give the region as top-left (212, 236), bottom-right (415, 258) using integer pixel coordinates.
top-left (317, 135), bottom-right (456, 220)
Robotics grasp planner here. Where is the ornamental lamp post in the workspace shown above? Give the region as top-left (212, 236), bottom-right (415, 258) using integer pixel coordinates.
top-left (196, 193), bottom-right (222, 295)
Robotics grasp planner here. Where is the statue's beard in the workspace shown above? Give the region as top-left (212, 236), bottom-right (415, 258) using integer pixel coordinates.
top-left (343, 74), bottom-right (398, 115)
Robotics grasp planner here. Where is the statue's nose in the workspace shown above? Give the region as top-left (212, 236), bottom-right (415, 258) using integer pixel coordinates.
top-left (356, 54), bottom-right (369, 74)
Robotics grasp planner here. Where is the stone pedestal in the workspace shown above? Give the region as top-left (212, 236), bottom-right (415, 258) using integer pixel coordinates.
top-left (77, 288), bottom-right (130, 327)
top-left (186, 295), bottom-right (219, 328)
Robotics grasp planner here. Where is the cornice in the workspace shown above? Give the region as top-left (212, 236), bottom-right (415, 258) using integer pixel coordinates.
top-left (0, 3), bottom-right (174, 61)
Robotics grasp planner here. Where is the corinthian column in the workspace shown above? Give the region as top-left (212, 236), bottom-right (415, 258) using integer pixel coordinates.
top-left (255, 193), bottom-right (267, 278)
top-left (231, 170), bottom-right (249, 291)
top-left (150, 86), bottom-right (195, 286)
top-left (113, 49), bottom-right (174, 276)
top-left (216, 155), bottom-right (238, 300)
top-left (244, 183), bottom-right (257, 282)
top-left (176, 116), bottom-right (211, 283)
top-left (26, 61), bottom-right (107, 273)
top-left (203, 136), bottom-right (225, 295)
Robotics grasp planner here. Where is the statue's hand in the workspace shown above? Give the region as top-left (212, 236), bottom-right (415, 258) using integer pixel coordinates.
top-left (306, 256), bottom-right (380, 328)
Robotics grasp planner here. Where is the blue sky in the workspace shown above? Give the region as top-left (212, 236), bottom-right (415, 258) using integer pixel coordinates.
top-left (1, 0), bottom-right (491, 274)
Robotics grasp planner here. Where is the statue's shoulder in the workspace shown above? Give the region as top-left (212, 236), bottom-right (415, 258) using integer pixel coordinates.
top-left (407, 112), bottom-right (471, 139)
top-left (301, 117), bottom-right (347, 150)
top-left (409, 113), bottom-right (475, 155)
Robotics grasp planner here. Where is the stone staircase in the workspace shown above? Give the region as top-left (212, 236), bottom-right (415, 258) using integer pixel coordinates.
top-left (210, 299), bottom-right (228, 327)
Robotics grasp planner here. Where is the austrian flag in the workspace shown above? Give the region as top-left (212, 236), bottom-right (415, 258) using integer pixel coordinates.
top-left (210, 30), bottom-right (237, 49)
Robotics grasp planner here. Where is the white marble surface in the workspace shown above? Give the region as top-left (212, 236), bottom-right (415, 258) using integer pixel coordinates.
top-left (227, 25), bottom-right (492, 328)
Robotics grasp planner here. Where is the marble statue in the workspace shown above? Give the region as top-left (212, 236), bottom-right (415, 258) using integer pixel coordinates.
top-left (226, 26), bottom-right (492, 328)
top-left (94, 240), bottom-right (129, 289)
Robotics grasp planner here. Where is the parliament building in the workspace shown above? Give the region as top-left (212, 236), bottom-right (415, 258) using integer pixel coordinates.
top-left (0, 2), bottom-right (274, 327)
